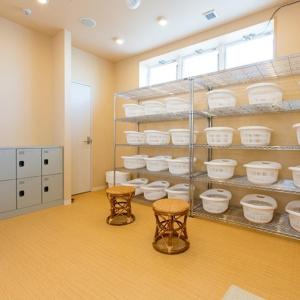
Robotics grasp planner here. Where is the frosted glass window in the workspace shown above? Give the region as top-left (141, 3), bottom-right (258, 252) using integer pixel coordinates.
top-left (226, 34), bottom-right (274, 69)
top-left (149, 62), bottom-right (177, 85)
top-left (182, 50), bottom-right (219, 77)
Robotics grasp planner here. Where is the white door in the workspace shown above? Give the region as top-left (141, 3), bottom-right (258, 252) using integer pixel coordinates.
top-left (71, 83), bottom-right (92, 195)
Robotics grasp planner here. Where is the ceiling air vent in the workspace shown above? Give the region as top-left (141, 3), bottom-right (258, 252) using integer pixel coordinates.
top-left (80, 17), bottom-right (97, 29)
top-left (203, 10), bottom-right (217, 21)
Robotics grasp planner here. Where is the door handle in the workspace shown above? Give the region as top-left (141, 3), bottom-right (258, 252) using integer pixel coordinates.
top-left (82, 136), bottom-right (92, 144)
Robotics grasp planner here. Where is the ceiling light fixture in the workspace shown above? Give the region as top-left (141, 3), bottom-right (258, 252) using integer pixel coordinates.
top-left (157, 16), bottom-right (168, 26)
top-left (80, 17), bottom-right (97, 28)
top-left (113, 37), bottom-right (125, 45)
top-left (37, 0), bottom-right (49, 4)
top-left (22, 8), bottom-right (32, 16)
top-left (126, 0), bottom-right (141, 10)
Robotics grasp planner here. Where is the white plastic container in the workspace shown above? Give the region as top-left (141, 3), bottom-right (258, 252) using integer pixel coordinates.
top-left (243, 161), bottom-right (282, 185)
top-left (207, 89), bottom-right (236, 110)
top-left (121, 155), bottom-right (148, 169)
top-left (246, 83), bottom-right (283, 105)
top-left (166, 157), bottom-right (197, 175)
top-left (285, 201), bottom-right (300, 232)
top-left (204, 127), bottom-right (234, 146)
top-left (166, 184), bottom-right (190, 201)
top-left (288, 165), bottom-right (300, 188)
top-left (124, 131), bottom-right (145, 145)
top-left (121, 178), bottom-right (149, 196)
top-left (144, 130), bottom-right (170, 145)
top-left (205, 159), bottom-right (237, 180)
top-left (200, 189), bottom-right (232, 214)
top-left (144, 156), bottom-right (171, 172)
top-left (106, 171), bottom-right (130, 187)
top-left (141, 100), bottom-right (166, 115)
top-left (169, 129), bottom-right (198, 145)
top-left (238, 126), bottom-right (273, 146)
top-left (165, 97), bottom-right (190, 113)
top-left (240, 194), bottom-right (277, 224)
top-left (141, 181), bottom-right (170, 201)
top-left (293, 123), bottom-right (300, 145)
top-left (123, 104), bottom-right (144, 117)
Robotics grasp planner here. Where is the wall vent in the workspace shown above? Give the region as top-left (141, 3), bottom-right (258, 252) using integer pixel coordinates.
top-left (203, 10), bottom-right (217, 21)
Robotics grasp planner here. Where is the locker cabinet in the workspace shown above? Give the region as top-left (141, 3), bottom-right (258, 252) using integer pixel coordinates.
top-left (0, 149), bottom-right (16, 181)
top-left (42, 148), bottom-right (63, 175)
top-left (42, 174), bottom-right (63, 203)
top-left (17, 148), bottom-right (41, 179)
top-left (17, 177), bottom-right (42, 209)
top-left (0, 180), bottom-right (16, 213)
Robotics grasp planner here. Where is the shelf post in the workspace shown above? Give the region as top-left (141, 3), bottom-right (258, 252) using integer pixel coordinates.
top-left (189, 78), bottom-right (195, 215)
top-left (113, 93), bottom-right (117, 185)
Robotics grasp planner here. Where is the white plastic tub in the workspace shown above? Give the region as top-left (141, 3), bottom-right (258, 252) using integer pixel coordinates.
top-left (246, 83), bottom-right (283, 105)
top-left (288, 165), bottom-right (300, 188)
top-left (121, 155), bottom-right (148, 169)
top-left (200, 189), bottom-right (232, 214)
top-left (238, 126), bottom-right (273, 146)
top-left (123, 104), bottom-right (144, 117)
top-left (124, 131), bottom-right (145, 145)
top-left (144, 156), bottom-right (171, 172)
top-left (207, 89), bottom-right (236, 110)
top-left (166, 157), bottom-right (197, 175)
top-left (243, 161), bottom-right (282, 185)
top-left (205, 159), bottom-right (237, 180)
top-left (165, 97), bottom-right (190, 113)
top-left (293, 123), bottom-right (300, 144)
top-left (141, 181), bottom-right (170, 201)
top-left (169, 129), bottom-right (198, 145)
top-left (204, 127), bottom-right (234, 146)
top-left (141, 100), bottom-right (166, 115)
top-left (144, 130), bottom-right (170, 145)
top-left (106, 171), bottom-right (130, 187)
top-left (285, 201), bottom-right (300, 232)
top-left (240, 194), bottom-right (277, 224)
top-left (121, 178), bottom-right (149, 196)
top-left (166, 183), bottom-right (190, 201)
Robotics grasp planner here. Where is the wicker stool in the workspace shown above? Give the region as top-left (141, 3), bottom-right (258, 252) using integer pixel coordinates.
top-left (152, 198), bottom-right (190, 254)
top-left (106, 186), bottom-right (135, 226)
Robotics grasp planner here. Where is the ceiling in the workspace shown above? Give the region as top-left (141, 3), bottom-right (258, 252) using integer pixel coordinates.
top-left (0, 0), bottom-right (286, 61)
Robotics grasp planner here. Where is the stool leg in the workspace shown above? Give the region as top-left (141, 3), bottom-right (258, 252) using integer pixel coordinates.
top-left (167, 215), bottom-right (174, 253)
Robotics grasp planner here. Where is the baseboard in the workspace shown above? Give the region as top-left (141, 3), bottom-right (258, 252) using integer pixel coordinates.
top-left (92, 185), bottom-right (106, 192)
top-left (64, 198), bottom-right (72, 205)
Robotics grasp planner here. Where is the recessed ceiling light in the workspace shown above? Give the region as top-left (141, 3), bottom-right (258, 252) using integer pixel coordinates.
top-left (157, 16), bottom-right (168, 26)
top-left (126, 0), bottom-right (141, 10)
top-left (113, 37), bottom-right (125, 45)
top-left (22, 8), bottom-right (32, 16)
top-left (80, 17), bottom-right (97, 28)
top-left (37, 0), bottom-right (49, 4)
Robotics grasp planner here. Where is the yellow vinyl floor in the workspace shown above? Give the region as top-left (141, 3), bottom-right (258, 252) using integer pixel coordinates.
top-left (0, 191), bottom-right (300, 300)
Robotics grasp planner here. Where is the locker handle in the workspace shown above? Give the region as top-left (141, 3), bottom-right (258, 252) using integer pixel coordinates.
top-left (19, 191), bottom-right (25, 197)
top-left (44, 186), bottom-right (49, 193)
top-left (44, 159), bottom-right (49, 165)
top-left (19, 161), bottom-right (25, 167)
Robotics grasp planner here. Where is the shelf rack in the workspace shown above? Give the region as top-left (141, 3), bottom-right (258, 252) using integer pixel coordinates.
top-left (113, 53), bottom-right (300, 240)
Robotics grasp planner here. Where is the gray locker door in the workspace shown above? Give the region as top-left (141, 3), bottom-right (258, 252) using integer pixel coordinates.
top-left (17, 177), bottom-right (41, 209)
top-left (42, 148), bottom-right (63, 175)
top-left (17, 148), bottom-right (41, 179)
top-left (0, 180), bottom-right (16, 213)
top-left (0, 149), bottom-right (16, 181)
top-left (42, 174), bottom-right (63, 203)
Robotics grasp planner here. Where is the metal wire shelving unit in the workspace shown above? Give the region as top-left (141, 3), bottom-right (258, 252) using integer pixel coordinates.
top-left (113, 53), bottom-right (300, 240)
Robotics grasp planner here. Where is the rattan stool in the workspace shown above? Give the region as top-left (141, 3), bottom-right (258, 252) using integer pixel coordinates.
top-left (106, 186), bottom-right (135, 226)
top-left (152, 198), bottom-right (190, 254)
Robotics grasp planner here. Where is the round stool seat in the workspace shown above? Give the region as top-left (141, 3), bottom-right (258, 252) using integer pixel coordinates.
top-left (106, 186), bottom-right (135, 196)
top-left (153, 198), bottom-right (189, 214)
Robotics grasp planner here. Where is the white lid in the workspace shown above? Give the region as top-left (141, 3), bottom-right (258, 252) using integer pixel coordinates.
top-left (241, 194), bottom-right (277, 209)
top-left (243, 161), bottom-right (282, 170)
top-left (121, 155), bottom-right (148, 159)
top-left (293, 123), bottom-right (300, 129)
top-left (144, 130), bottom-right (169, 134)
top-left (286, 200), bottom-right (300, 217)
top-left (200, 188), bottom-right (232, 201)
top-left (238, 126), bottom-right (273, 131)
top-left (246, 82), bottom-right (281, 90)
top-left (144, 155), bottom-right (171, 161)
top-left (166, 183), bottom-right (190, 192)
top-left (123, 103), bottom-right (141, 107)
top-left (141, 100), bottom-right (164, 105)
top-left (122, 178), bottom-right (149, 186)
top-left (165, 97), bottom-right (187, 103)
top-left (169, 129), bottom-right (199, 133)
top-left (166, 156), bottom-right (197, 163)
top-left (204, 159), bottom-right (237, 167)
top-left (142, 181), bottom-right (170, 190)
top-left (124, 131), bottom-right (144, 134)
top-left (204, 127), bottom-right (234, 132)
top-left (207, 89), bottom-right (235, 95)
top-left (288, 165), bottom-right (300, 172)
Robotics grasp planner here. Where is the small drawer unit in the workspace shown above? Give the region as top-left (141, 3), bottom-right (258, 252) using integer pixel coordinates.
top-left (17, 148), bottom-right (41, 179)
top-left (0, 149), bottom-right (16, 181)
top-left (42, 147), bottom-right (63, 175)
top-left (42, 174), bottom-right (63, 203)
top-left (17, 177), bottom-right (42, 209)
top-left (0, 180), bottom-right (17, 213)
